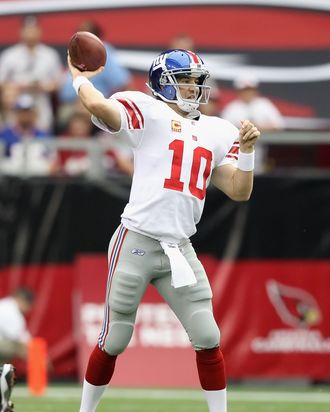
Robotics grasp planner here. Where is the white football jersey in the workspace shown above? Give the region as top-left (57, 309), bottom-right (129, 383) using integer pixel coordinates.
top-left (92, 91), bottom-right (239, 243)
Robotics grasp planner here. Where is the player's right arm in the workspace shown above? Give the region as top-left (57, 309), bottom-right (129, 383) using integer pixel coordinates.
top-left (67, 55), bottom-right (121, 131)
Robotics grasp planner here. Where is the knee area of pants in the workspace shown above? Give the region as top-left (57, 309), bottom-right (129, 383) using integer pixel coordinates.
top-left (103, 322), bottom-right (134, 356)
top-left (190, 310), bottom-right (220, 350)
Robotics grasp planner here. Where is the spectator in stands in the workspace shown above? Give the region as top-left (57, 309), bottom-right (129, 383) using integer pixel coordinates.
top-left (98, 132), bottom-right (134, 177)
top-left (55, 111), bottom-right (94, 176)
top-left (222, 75), bottom-right (284, 131)
top-left (0, 83), bottom-right (19, 128)
top-left (0, 15), bottom-right (63, 132)
top-left (58, 20), bottom-right (132, 128)
top-left (0, 94), bottom-right (55, 176)
top-left (0, 288), bottom-right (35, 363)
top-left (169, 33), bottom-right (195, 51)
top-left (222, 75), bottom-right (284, 173)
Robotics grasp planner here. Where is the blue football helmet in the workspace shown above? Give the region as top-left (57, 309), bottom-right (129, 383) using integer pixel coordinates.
top-left (148, 49), bottom-right (210, 113)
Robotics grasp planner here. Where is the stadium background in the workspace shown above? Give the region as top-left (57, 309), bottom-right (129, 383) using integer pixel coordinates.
top-left (0, 0), bottom-right (329, 390)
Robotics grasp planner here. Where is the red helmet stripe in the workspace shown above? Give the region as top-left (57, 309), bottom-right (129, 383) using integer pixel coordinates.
top-left (187, 50), bottom-right (200, 64)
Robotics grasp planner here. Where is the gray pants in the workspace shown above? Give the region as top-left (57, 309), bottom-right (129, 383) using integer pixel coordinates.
top-left (98, 224), bottom-right (220, 355)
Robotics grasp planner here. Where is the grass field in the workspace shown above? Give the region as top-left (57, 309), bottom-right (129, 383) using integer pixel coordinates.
top-left (12, 385), bottom-right (330, 412)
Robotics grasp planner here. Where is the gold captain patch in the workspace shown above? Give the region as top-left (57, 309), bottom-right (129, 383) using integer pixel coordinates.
top-left (171, 120), bottom-right (182, 132)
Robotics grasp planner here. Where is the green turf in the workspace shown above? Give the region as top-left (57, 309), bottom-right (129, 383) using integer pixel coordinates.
top-left (11, 386), bottom-right (330, 412)
top-left (227, 403), bottom-right (330, 412)
top-left (12, 397), bottom-right (330, 412)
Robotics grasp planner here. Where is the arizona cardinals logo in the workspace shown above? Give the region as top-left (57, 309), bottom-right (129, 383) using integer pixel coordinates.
top-left (266, 280), bottom-right (322, 328)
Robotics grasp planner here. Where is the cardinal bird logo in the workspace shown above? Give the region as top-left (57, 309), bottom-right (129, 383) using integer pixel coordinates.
top-left (266, 280), bottom-right (322, 328)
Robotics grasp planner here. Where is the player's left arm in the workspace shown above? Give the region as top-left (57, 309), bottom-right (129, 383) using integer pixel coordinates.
top-left (211, 120), bottom-right (261, 201)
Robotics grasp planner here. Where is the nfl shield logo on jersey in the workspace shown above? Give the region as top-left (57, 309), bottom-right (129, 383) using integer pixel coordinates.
top-left (171, 120), bottom-right (182, 133)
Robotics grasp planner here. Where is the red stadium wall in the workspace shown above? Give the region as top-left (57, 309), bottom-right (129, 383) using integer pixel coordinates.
top-left (1, 256), bottom-right (329, 385)
top-left (76, 256), bottom-right (330, 385)
top-left (0, 7), bottom-right (329, 49)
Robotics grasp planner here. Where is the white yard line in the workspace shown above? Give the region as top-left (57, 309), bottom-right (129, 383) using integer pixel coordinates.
top-left (12, 386), bottom-right (330, 404)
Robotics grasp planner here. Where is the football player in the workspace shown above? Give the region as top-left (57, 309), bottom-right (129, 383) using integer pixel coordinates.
top-left (68, 49), bottom-right (260, 412)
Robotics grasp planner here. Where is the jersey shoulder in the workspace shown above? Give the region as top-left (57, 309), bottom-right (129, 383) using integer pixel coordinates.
top-left (200, 115), bottom-right (239, 163)
top-left (110, 91), bottom-right (167, 131)
top-left (111, 91), bottom-right (155, 108)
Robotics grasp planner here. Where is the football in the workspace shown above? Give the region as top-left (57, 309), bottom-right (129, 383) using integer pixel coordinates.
top-left (68, 31), bottom-right (107, 72)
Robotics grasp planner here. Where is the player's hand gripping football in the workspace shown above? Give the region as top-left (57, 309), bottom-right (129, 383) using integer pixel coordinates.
top-left (67, 53), bottom-right (104, 80)
top-left (239, 120), bottom-right (261, 153)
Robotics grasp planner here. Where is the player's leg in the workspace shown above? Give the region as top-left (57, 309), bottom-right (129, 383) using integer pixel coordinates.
top-left (0, 364), bottom-right (15, 412)
top-left (79, 225), bottom-right (158, 412)
top-left (153, 240), bottom-right (227, 412)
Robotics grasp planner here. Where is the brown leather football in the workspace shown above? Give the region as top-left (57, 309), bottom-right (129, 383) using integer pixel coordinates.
top-left (68, 31), bottom-right (107, 72)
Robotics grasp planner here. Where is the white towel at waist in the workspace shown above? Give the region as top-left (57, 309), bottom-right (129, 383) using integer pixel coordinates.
top-left (160, 241), bottom-right (197, 288)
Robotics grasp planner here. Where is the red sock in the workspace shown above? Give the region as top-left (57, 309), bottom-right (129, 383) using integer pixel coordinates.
top-left (85, 345), bottom-right (117, 385)
top-left (196, 347), bottom-right (226, 390)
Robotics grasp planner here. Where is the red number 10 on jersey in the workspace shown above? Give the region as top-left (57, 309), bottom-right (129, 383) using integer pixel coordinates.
top-left (164, 139), bottom-right (213, 200)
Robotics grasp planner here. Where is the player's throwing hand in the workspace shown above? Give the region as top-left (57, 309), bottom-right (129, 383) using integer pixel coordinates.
top-left (67, 54), bottom-right (104, 80)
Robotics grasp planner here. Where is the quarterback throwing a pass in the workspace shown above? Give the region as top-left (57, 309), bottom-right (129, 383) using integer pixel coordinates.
top-left (69, 49), bottom-right (260, 412)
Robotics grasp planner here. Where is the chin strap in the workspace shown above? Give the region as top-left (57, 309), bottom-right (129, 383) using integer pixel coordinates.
top-left (186, 109), bottom-right (201, 120)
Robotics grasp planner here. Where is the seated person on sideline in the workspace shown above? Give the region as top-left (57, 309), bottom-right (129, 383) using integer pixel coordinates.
top-left (68, 49), bottom-right (260, 412)
top-left (0, 94), bottom-right (55, 176)
top-left (0, 288), bottom-right (34, 411)
top-left (0, 288), bottom-right (35, 363)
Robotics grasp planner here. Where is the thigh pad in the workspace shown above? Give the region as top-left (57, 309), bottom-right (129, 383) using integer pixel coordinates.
top-left (109, 271), bottom-right (145, 314)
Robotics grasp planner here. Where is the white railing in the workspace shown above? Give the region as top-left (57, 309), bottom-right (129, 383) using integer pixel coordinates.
top-left (0, 137), bottom-right (129, 180)
top-left (0, 131), bottom-right (329, 179)
top-left (261, 131), bottom-right (330, 145)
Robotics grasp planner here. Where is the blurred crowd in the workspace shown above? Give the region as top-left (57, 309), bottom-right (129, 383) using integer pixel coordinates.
top-left (0, 17), bottom-right (134, 178)
top-left (1, 16), bottom-right (313, 178)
